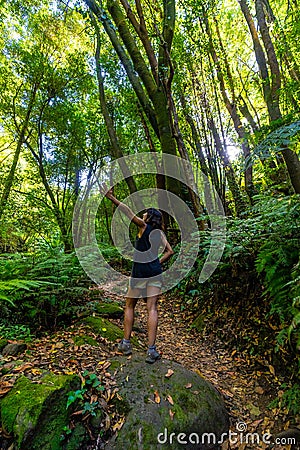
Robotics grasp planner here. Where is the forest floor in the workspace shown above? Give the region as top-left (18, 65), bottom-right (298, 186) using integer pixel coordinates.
top-left (137, 297), bottom-right (296, 449)
top-left (100, 283), bottom-right (299, 450)
top-left (0, 284), bottom-right (299, 449)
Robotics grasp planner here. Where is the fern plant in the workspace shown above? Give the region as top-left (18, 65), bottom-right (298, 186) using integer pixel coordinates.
top-left (0, 249), bottom-right (92, 330)
top-left (171, 193), bottom-right (300, 412)
top-left (286, 266), bottom-right (300, 362)
top-left (0, 279), bottom-right (47, 307)
top-left (245, 118), bottom-right (300, 169)
top-left (254, 195), bottom-right (300, 356)
top-left (256, 239), bottom-right (299, 321)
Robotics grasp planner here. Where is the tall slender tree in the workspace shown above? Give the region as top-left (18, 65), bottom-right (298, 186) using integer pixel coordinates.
top-left (84, 0), bottom-right (203, 217)
top-left (239, 0), bottom-right (300, 193)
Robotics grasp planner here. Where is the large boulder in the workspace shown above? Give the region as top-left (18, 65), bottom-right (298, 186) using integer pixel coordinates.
top-left (107, 355), bottom-right (229, 449)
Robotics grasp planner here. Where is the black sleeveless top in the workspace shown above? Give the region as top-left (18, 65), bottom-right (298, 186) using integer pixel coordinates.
top-left (131, 224), bottom-right (162, 282)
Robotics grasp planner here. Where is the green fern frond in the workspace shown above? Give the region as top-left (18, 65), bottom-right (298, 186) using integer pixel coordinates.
top-left (0, 280), bottom-right (47, 291)
top-left (0, 293), bottom-right (15, 307)
top-left (255, 120), bottom-right (300, 157)
top-left (0, 279), bottom-right (50, 307)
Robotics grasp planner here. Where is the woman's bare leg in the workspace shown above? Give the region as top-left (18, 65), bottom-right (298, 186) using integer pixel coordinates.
top-left (124, 287), bottom-right (140, 340)
top-left (146, 285), bottom-right (161, 347)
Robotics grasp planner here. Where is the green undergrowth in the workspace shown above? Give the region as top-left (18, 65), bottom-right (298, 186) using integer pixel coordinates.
top-left (172, 194), bottom-right (300, 415)
top-left (0, 249), bottom-right (91, 332)
top-left (0, 244), bottom-right (127, 334)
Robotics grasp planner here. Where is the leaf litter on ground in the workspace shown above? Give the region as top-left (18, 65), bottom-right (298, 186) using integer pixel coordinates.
top-left (0, 285), bottom-right (299, 449)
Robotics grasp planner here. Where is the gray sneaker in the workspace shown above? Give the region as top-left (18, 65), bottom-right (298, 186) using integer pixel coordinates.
top-left (145, 348), bottom-right (161, 364)
top-left (117, 339), bottom-right (132, 356)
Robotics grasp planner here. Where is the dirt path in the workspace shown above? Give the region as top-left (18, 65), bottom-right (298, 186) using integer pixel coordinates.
top-left (103, 284), bottom-right (298, 450)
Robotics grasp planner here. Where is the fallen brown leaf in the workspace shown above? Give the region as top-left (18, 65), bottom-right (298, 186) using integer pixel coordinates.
top-left (71, 410), bottom-right (84, 416)
top-left (13, 363), bottom-right (33, 373)
top-left (169, 409), bottom-right (175, 420)
top-left (167, 394), bottom-right (174, 405)
top-left (254, 386), bottom-right (264, 395)
top-left (269, 365), bottom-right (275, 376)
top-left (102, 361), bottom-right (111, 371)
top-left (0, 386), bottom-right (13, 396)
top-left (250, 419), bottom-right (264, 429)
top-left (154, 390), bottom-right (161, 404)
top-left (112, 417), bottom-right (125, 431)
top-left (90, 394), bottom-right (98, 403)
top-left (165, 369), bottom-right (174, 378)
top-left (55, 342), bottom-right (64, 349)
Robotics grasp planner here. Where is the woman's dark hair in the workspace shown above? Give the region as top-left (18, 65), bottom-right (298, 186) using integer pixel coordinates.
top-left (145, 208), bottom-right (163, 230)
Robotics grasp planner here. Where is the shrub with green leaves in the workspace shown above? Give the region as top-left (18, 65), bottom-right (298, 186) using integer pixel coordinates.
top-left (0, 323), bottom-right (32, 341)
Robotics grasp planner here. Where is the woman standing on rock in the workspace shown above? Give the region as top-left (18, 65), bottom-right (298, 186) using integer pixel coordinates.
top-left (102, 185), bottom-right (174, 363)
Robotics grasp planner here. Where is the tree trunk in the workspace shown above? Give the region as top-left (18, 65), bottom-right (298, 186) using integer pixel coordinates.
top-left (208, 116), bottom-right (248, 216)
top-left (255, 0), bottom-right (281, 120)
top-left (94, 21), bottom-right (144, 212)
top-left (168, 93), bottom-right (205, 227)
top-left (195, 78), bottom-right (248, 215)
top-left (26, 140), bottom-right (73, 252)
top-left (202, 13), bottom-right (254, 198)
top-left (238, 95), bottom-right (259, 133)
top-left (255, 0), bottom-right (300, 192)
top-left (239, 0), bottom-right (300, 193)
top-left (86, 0), bottom-right (187, 200)
top-left (238, 0), bottom-right (273, 113)
top-left (84, 0), bottom-right (159, 136)
top-left (137, 104), bottom-right (171, 228)
top-left (180, 94), bottom-right (209, 178)
top-left (0, 83), bottom-right (38, 221)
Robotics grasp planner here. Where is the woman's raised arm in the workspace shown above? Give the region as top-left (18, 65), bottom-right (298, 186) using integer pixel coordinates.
top-left (101, 184), bottom-right (146, 229)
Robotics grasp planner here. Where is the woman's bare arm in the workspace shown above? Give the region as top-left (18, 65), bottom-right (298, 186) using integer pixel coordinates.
top-left (159, 233), bottom-right (174, 264)
top-left (101, 185), bottom-right (146, 229)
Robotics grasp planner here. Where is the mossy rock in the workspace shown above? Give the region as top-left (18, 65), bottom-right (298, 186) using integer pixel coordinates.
top-left (2, 343), bottom-right (27, 356)
top-left (0, 373), bottom-right (80, 449)
top-left (0, 339), bottom-right (8, 352)
top-left (82, 316), bottom-right (140, 347)
top-left (106, 355), bottom-right (229, 450)
top-left (82, 316), bottom-right (124, 342)
top-left (72, 335), bottom-right (98, 346)
top-left (94, 302), bottom-right (123, 318)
